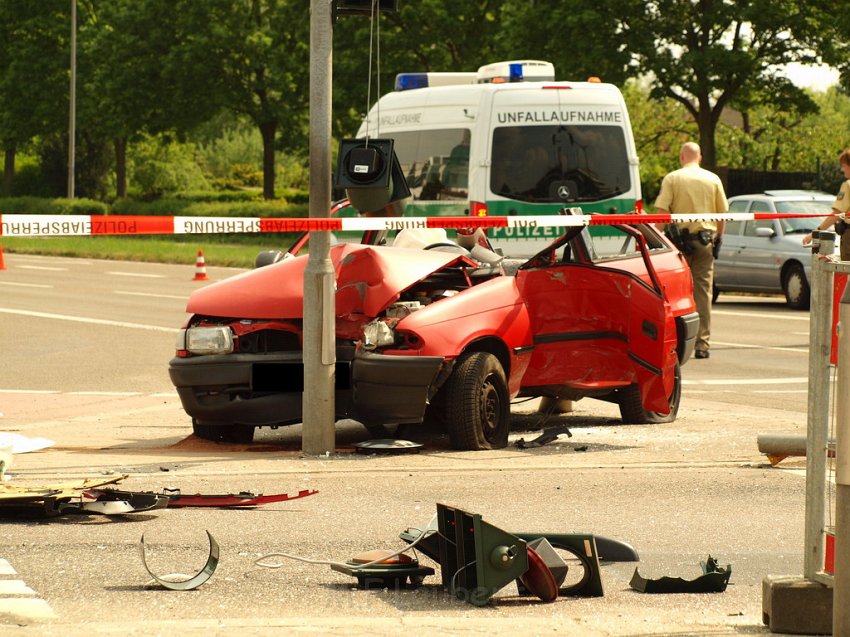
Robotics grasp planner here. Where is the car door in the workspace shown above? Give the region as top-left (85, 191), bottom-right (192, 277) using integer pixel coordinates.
top-left (515, 231), bottom-right (676, 414)
top-left (735, 199), bottom-right (783, 291)
top-left (714, 200), bottom-right (749, 288)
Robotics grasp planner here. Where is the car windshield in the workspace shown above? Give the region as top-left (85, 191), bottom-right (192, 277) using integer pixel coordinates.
top-left (776, 200), bottom-right (834, 233)
top-left (490, 124), bottom-right (630, 203)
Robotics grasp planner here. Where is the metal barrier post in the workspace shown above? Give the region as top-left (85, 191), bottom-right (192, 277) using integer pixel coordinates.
top-left (805, 232), bottom-right (835, 579)
top-left (836, 279), bottom-right (850, 636)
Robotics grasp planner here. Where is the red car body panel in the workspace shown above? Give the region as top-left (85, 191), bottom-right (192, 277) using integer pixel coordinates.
top-left (187, 243), bottom-right (475, 320)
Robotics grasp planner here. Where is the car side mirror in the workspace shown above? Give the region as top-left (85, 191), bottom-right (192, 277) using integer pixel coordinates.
top-left (755, 227), bottom-right (776, 238)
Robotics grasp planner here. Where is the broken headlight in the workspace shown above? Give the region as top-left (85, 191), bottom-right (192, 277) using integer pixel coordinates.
top-left (179, 326), bottom-right (234, 355)
top-left (361, 320), bottom-right (397, 350)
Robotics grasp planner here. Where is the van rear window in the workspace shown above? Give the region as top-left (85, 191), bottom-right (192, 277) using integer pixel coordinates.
top-left (491, 125), bottom-right (630, 203)
top-left (379, 129), bottom-right (470, 202)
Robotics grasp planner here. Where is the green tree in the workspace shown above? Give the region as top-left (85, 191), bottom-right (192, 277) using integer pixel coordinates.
top-left (171, 0), bottom-right (310, 200)
top-left (332, 0), bottom-right (506, 139)
top-left (608, 0), bottom-right (850, 170)
top-left (0, 1), bottom-right (69, 195)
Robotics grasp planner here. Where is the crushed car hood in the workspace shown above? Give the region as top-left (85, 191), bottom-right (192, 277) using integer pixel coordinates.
top-left (185, 243), bottom-right (478, 319)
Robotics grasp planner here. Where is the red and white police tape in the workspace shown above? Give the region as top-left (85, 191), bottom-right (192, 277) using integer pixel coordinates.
top-left (0, 212), bottom-right (828, 237)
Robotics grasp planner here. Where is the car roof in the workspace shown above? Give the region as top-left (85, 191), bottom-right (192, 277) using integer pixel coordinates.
top-left (730, 190), bottom-right (833, 201)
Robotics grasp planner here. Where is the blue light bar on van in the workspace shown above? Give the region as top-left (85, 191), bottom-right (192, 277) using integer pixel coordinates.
top-left (395, 73), bottom-right (429, 91)
top-left (509, 63), bottom-right (523, 82)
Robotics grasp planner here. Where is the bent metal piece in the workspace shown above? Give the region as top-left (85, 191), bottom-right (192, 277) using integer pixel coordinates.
top-left (162, 488), bottom-right (318, 508)
top-left (139, 530), bottom-right (220, 591)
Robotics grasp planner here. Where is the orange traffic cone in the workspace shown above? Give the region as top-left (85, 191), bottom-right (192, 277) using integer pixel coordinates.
top-left (0, 242), bottom-right (6, 271)
top-left (192, 250), bottom-right (208, 281)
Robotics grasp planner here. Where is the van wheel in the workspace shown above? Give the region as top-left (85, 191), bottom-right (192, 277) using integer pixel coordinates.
top-left (618, 362), bottom-right (681, 424)
top-left (712, 283), bottom-right (719, 303)
top-left (192, 419), bottom-right (255, 443)
top-left (783, 263), bottom-right (810, 310)
top-left (443, 352), bottom-right (509, 450)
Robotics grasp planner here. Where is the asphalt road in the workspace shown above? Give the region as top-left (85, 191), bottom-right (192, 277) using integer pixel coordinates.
top-left (0, 253), bottom-right (825, 636)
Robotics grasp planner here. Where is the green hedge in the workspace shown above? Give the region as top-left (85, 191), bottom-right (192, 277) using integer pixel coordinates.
top-left (0, 193), bottom-right (309, 218)
top-left (111, 197), bottom-right (307, 217)
top-left (0, 196), bottom-right (108, 215)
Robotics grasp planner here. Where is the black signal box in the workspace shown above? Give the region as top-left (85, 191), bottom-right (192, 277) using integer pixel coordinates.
top-left (336, 0), bottom-right (398, 16)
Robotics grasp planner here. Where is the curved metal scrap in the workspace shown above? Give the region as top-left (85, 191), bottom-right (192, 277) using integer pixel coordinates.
top-left (139, 530), bottom-right (220, 591)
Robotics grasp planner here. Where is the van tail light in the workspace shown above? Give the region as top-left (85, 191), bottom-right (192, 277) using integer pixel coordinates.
top-left (470, 201), bottom-right (488, 217)
top-left (634, 199), bottom-right (643, 214)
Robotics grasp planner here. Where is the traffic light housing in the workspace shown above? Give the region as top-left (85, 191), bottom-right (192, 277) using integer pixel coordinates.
top-left (335, 138), bottom-right (410, 214)
top-left (435, 503), bottom-right (529, 606)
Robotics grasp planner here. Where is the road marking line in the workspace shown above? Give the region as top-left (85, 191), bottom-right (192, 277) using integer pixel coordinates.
top-left (713, 340), bottom-right (808, 354)
top-left (0, 598), bottom-right (56, 620)
top-left (0, 389), bottom-right (176, 397)
top-left (16, 265), bottom-right (67, 272)
top-left (683, 377), bottom-right (809, 385)
top-left (0, 560), bottom-right (15, 576)
top-left (0, 308), bottom-right (177, 333)
top-left (68, 391), bottom-right (143, 397)
top-left (0, 580), bottom-right (36, 595)
top-left (114, 290), bottom-right (187, 300)
top-left (752, 390), bottom-right (809, 394)
top-left (714, 309), bottom-right (809, 322)
top-left (0, 282), bottom-right (53, 289)
top-left (108, 271), bottom-right (167, 279)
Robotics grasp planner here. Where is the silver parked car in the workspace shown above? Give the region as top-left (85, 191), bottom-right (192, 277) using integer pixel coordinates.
top-left (713, 190), bottom-right (837, 309)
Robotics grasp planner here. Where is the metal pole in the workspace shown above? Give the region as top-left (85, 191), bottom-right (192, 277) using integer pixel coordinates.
top-left (302, 0), bottom-right (336, 455)
top-left (67, 0), bottom-right (76, 199)
top-left (804, 232), bottom-right (835, 578)
top-left (835, 281), bottom-right (850, 637)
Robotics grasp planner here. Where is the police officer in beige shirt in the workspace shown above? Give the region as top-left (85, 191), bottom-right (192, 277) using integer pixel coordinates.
top-left (803, 148), bottom-right (850, 261)
top-left (655, 142), bottom-right (728, 359)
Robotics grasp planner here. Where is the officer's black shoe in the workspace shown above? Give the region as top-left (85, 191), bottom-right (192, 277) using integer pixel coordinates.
top-left (695, 350), bottom-right (710, 359)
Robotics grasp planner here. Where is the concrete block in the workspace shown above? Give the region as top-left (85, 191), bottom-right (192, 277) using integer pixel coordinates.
top-left (763, 575), bottom-right (832, 635)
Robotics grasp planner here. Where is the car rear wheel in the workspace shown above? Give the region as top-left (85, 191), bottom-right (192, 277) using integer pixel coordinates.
top-left (783, 263), bottom-right (810, 310)
top-left (618, 361), bottom-right (681, 424)
top-left (443, 352), bottom-right (509, 450)
top-left (192, 419), bottom-right (255, 443)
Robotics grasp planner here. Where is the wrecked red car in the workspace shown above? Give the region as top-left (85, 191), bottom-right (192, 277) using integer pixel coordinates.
top-left (169, 221), bottom-right (698, 450)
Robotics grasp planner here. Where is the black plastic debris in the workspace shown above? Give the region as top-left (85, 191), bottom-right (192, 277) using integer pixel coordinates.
top-left (630, 555), bottom-right (732, 593)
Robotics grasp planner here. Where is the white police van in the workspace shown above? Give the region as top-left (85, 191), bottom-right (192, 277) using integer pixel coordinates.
top-left (355, 60), bottom-right (642, 254)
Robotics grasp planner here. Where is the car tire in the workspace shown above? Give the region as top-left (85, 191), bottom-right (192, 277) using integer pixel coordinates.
top-left (192, 419), bottom-right (255, 443)
top-left (443, 352), bottom-right (510, 450)
top-left (783, 263), bottom-right (810, 310)
top-left (618, 361), bottom-right (681, 424)
top-left (712, 283), bottom-right (719, 303)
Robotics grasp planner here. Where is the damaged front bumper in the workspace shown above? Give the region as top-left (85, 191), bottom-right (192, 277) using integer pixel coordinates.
top-left (168, 348), bottom-right (446, 427)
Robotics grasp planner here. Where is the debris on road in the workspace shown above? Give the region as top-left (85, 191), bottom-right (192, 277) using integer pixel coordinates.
top-left (629, 555), bottom-right (732, 593)
top-left (160, 487), bottom-right (318, 507)
top-left (258, 502), bottom-right (638, 607)
top-left (514, 426), bottom-right (573, 449)
top-left (0, 474), bottom-right (316, 517)
top-left (140, 530), bottom-right (219, 591)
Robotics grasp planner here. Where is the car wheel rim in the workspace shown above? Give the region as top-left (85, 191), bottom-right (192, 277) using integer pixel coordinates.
top-left (480, 375), bottom-right (502, 436)
top-left (787, 275), bottom-right (802, 302)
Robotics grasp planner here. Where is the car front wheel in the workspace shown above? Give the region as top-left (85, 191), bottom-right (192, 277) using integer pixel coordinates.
top-left (783, 263), bottom-right (810, 310)
top-left (442, 352), bottom-right (510, 450)
top-left (618, 361), bottom-right (681, 424)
